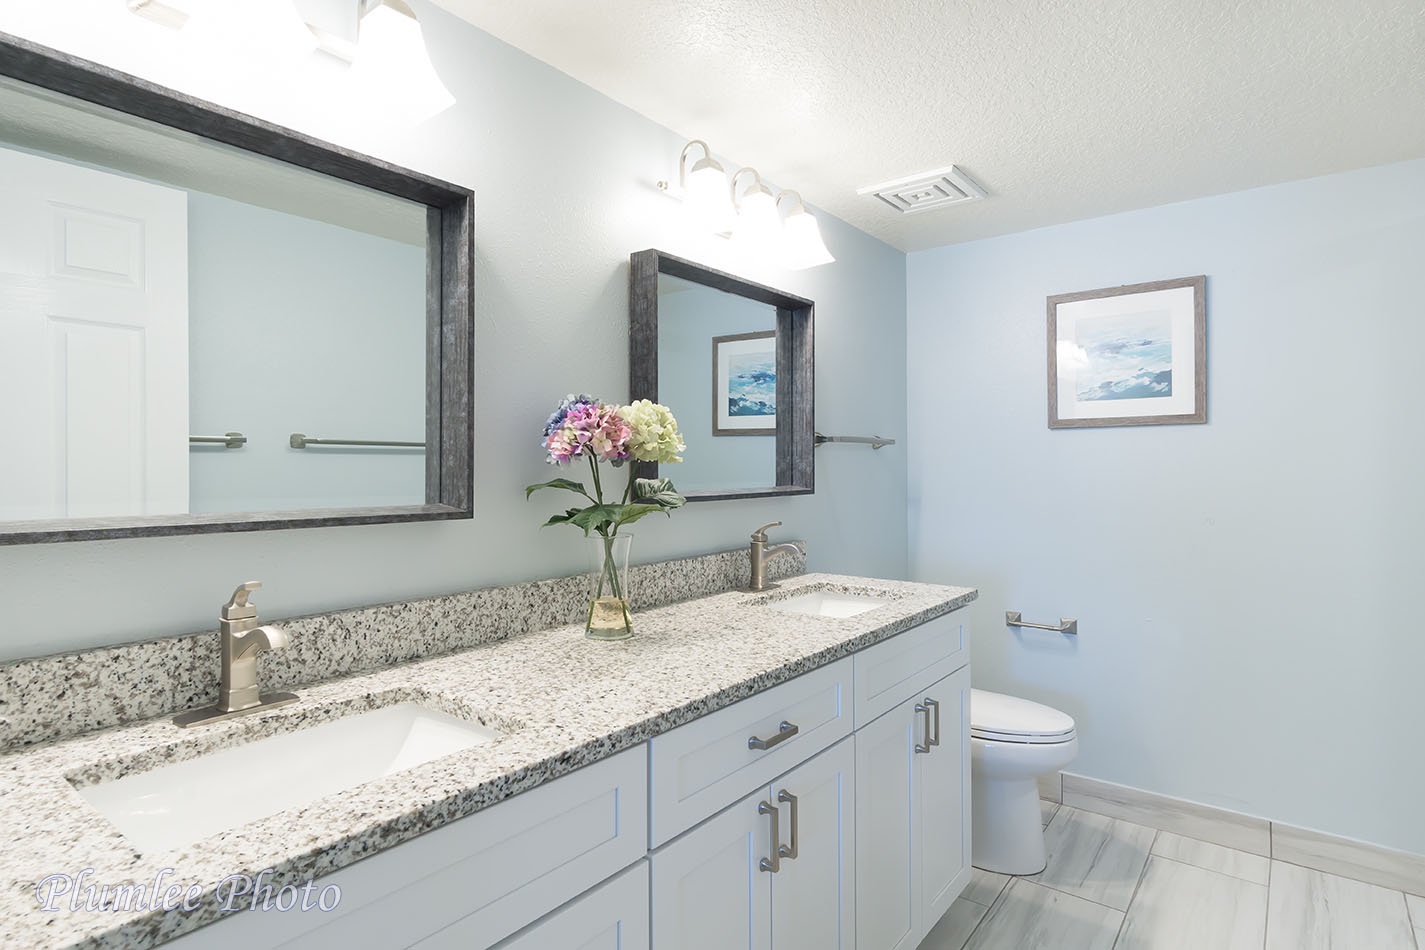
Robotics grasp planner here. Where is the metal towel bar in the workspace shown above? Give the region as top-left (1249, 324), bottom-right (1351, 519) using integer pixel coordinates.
top-left (189, 432), bottom-right (246, 449)
top-left (1005, 611), bottom-right (1078, 636)
top-left (813, 432), bottom-right (896, 450)
top-left (290, 433), bottom-right (425, 449)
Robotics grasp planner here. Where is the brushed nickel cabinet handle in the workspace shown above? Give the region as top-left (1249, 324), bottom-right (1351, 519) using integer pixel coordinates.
top-left (925, 697), bottom-right (941, 749)
top-left (915, 702), bottom-right (932, 754)
top-left (758, 800), bottom-right (781, 872)
top-left (748, 720), bottom-right (799, 751)
top-left (777, 789), bottom-right (799, 860)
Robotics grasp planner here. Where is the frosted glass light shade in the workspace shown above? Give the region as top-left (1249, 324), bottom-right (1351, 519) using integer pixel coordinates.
top-left (352, 0), bottom-right (456, 123)
top-left (732, 186), bottom-right (782, 251)
top-left (684, 160), bottom-right (735, 233)
top-left (781, 209), bottom-right (834, 268)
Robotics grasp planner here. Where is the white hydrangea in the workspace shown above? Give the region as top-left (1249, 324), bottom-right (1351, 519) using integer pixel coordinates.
top-left (619, 399), bottom-right (686, 464)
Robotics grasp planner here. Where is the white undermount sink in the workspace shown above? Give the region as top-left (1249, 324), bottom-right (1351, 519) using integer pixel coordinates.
top-left (74, 702), bottom-right (499, 852)
top-left (766, 589), bottom-right (890, 618)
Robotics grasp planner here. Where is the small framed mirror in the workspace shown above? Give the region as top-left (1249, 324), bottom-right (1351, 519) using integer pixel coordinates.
top-left (629, 249), bottom-right (813, 501)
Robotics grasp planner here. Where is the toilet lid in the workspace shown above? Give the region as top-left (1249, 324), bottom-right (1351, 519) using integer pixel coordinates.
top-left (971, 689), bottom-right (1076, 743)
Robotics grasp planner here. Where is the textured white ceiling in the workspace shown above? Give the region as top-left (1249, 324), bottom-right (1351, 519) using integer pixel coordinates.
top-left (431, 0), bottom-right (1425, 252)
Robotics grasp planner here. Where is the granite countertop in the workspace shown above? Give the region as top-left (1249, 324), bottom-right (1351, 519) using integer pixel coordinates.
top-left (0, 572), bottom-right (975, 949)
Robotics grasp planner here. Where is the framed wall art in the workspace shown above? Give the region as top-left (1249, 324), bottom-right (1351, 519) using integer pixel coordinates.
top-left (712, 330), bottom-right (776, 436)
top-left (1047, 275), bottom-right (1206, 428)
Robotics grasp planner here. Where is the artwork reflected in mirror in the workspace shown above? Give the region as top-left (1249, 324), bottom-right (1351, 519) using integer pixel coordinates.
top-left (712, 331), bottom-right (777, 437)
top-left (0, 33), bottom-right (473, 544)
top-left (630, 250), bottom-right (812, 502)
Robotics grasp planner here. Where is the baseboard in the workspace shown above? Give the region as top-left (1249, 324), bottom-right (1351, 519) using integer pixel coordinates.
top-left (1062, 773), bottom-right (1270, 856)
top-left (1036, 771), bottom-right (1062, 804)
top-left (1054, 771), bottom-right (1425, 896)
top-left (1272, 822), bottom-right (1425, 897)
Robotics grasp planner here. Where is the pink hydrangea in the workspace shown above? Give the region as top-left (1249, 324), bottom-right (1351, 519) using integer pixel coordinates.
top-left (543, 398), bottom-right (631, 464)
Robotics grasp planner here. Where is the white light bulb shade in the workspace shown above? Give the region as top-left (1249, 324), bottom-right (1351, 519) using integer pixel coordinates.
top-left (732, 186), bottom-right (782, 251)
top-left (684, 160), bottom-right (736, 233)
top-left (181, 0), bottom-right (316, 61)
top-left (781, 208), bottom-right (835, 269)
top-left (352, 1), bottom-right (456, 124)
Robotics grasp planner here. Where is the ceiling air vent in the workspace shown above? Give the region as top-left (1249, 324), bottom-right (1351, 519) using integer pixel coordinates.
top-left (857, 165), bottom-right (985, 214)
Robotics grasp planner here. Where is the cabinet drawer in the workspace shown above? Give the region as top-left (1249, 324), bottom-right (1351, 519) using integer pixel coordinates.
top-left (854, 611), bottom-right (967, 728)
top-left (170, 745), bottom-right (648, 950)
top-left (649, 657), bottom-right (852, 847)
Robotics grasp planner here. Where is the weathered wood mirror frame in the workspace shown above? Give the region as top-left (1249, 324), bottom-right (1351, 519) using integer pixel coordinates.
top-left (629, 249), bottom-right (813, 502)
top-left (0, 32), bottom-right (474, 545)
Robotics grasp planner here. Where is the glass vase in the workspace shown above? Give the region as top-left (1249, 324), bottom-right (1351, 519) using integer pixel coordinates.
top-left (585, 533), bottom-right (633, 640)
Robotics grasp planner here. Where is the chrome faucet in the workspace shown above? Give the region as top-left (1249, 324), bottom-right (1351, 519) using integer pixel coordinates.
top-left (174, 582), bottom-right (299, 728)
top-left (746, 522), bottom-right (805, 592)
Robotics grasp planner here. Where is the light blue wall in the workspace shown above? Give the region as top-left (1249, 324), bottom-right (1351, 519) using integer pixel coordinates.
top-left (907, 158), bottom-right (1425, 854)
top-left (657, 279), bottom-right (777, 492)
top-left (0, 2), bottom-right (909, 659)
top-left (188, 192), bottom-right (426, 511)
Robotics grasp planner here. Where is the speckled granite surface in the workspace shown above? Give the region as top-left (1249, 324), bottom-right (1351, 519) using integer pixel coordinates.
top-left (0, 569), bottom-right (974, 950)
top-left (0, 546), bottom-right (804, 753)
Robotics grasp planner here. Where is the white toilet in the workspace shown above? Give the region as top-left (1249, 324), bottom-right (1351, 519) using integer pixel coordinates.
top-left (970, 688), bottom-right (1078, 875)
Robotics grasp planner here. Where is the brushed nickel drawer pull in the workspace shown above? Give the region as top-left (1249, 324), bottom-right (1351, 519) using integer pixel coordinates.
top-left (777, 789), bottom-right (799, 860)
top-left (915, 702), bottom-right (932, 754)
top-left (758, 800), bottom-right (781, 872)
top-left (925, 697), bottom-right (941, 749)
top-left (748, 720), bottom-right (799, 751)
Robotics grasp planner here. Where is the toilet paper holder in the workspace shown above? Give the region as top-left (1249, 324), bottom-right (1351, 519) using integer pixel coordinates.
top-left (1005, 611), bottom-right (1078, 636)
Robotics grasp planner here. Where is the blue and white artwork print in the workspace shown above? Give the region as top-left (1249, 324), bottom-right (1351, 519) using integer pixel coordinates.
top-left (715, 331), bottom-right (777, 433)
top-left (727, 353), bottom-right (776, 417)
top-left (1074, 309), bottom-right (1173, 401)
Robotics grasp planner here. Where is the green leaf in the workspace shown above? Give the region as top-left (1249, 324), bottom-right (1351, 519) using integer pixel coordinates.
top-left (613, 503), bottom-right (668, 528)
top-left (525, 477), bottom-right (593, 501)
top-left (541, 507), bottom-right (584, 528)
top-left (633, 477), bottom-right (686, 509)
top-left (569, 505), bottom-right (621, 535)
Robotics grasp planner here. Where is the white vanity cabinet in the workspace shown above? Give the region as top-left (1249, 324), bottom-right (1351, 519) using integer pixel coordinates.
top-left (853, 613), bottom-right (972, 950)
top-left (646, 656), bottom-right (855, 950)
top-left (162, 604), bottom-right (970, 950)
top-left (650, 738), bottom-right (856, 950)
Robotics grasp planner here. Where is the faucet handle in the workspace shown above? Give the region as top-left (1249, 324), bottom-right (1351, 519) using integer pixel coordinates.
top-left (751, 522), bottom-right (782, 542)
top-left (222, 581), bottom-right (261, 620)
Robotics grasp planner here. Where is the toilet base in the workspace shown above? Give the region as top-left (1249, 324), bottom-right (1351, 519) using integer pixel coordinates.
top-left (971, 773), bottom-right (1048, 875)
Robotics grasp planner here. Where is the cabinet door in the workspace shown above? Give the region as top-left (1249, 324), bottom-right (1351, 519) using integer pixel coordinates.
top-left (918, 666), bottom-right (971, 930)
top-left (770, 738), bottom-right (856, 950)
top-left (651, 787), bottom-right (773, 950)
top-left (493, 861), bottom-right (649, 950)
top-left (853, 696), bottom-right (919, 950)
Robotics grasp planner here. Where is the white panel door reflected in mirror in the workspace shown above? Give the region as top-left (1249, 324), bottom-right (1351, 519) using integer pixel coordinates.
top-left (0, 73), bottom-right (427, 521)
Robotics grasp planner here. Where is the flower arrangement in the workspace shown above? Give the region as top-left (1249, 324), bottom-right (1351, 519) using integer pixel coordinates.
top-left (526, 394), bottom-right (687, 534)
top-left (526, 395), bottom-right (686, 639)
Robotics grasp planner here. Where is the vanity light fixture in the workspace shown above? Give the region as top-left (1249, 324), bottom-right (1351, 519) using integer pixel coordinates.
top-left (352, 0), bottom-right (455, 121)
top-left (776, 190), bottom-right (835, 269)
top-left (125, 0), bottom-right (455, 122)
top-left (659, 141), bottom-right (835, 269)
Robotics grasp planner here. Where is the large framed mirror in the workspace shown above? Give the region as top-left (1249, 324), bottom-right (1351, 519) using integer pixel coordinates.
top-left (629, 249), bottom-right (813, 501)
top-left (0, 33), bottom-right (473, 545)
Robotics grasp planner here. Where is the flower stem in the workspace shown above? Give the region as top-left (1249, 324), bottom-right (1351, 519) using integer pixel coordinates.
top-left (588, 454), bottom-right (605, 508)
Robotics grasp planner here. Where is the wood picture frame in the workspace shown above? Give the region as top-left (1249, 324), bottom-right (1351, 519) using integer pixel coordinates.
top-left (1047, 275), bottom-right (1206, 429)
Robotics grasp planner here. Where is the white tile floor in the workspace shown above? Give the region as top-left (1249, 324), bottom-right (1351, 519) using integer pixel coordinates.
top-left (921, 803), bottom-right (1424, 950)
